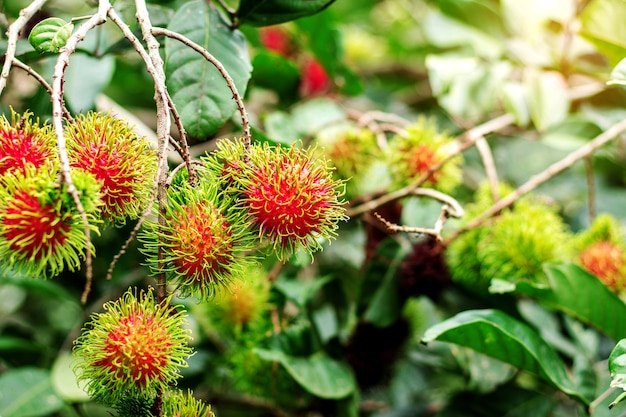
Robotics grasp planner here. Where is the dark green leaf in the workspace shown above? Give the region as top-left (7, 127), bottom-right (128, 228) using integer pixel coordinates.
top-left (65, 54), bottom-right (115, 111)
top-left (237, 0), bottom-right (335, 27)
top-left (273, 275), bottom-right (333, 308)
top-left (422, 309), bottom-right (589, 404)
top-left (254, 348), bottom-right (355, 399)
top-left (165, 0), bottom-right (251, 138)
top-left (251, 51), bottom-right (300, 101)
top-left (0, 368), bottom-right (63, 417)
top-left (542, 263), bottom-right (626, 341)
top-left (28, 17), bottom-right (73, 54)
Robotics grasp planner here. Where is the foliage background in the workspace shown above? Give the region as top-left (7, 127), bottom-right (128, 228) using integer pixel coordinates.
top-left (3, 0), bottom-right (626, 416)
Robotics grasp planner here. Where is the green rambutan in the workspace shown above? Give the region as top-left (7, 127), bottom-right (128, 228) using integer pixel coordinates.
top-left (0, 109), bottom-right (56, 176)
top-left (141, 181), bottom-right (254, 300)
top-left (162, 389), bottom-right (214, 417)
top-left (315, 127), bottom-right (380, 197)
top-left (65, 111), bottom-right (157, 225)
top-left (73, 288), bottom-right (193, 404)
top-left (386, 118), bottom-right (462, 192)
top-left (0, 167), bottom-right (100, 278)
top-left (239, 142), bottom-right (348, 261)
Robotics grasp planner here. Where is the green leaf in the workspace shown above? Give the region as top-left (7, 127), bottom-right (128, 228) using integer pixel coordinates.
top-left (64, 54), bottom-right (115, 111)
top-left (609, 339), bottom-right (626, 409)
top-left (251, 52), bottom-right (300, 101)
top-left (0, 368), bottom-right (63, 417)
top-left (422, 309), bottom-right (589, 404)
top-left (580, 0), bottom-right (626, 66)
top-left (290, 97), bottom-right (345, 136)
top-left (51, 352), bottom-right (90, 402)
top-left (254, 348), bottom-right (355, 399)
top-left (28, 17), bottom-right (73, 54)
top-left (526, 71), bottom-right (570, 131)
top-left (608, 57), bottom-right (626, 87)
top-left (273, 275), bottom-right (333, 308)
top-left (165, 1), bottom-right (252, 138)
top-left (543, 263), bottom-right (626, 341)
top-left (237, 0), bottom-right (335, 27)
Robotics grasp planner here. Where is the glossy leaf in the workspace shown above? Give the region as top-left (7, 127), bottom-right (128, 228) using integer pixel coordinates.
top-left (51, 352), bottom-right (90, 402)
top-left (251, 52), bottom-right (300, 101)
top-left (165, 1), bottom-right (252, 138)
top-left (609, 339), bottom-right (626, 408)
top-left (543, 263), bottom-right (626, 341)
top-left (608, 57), bottom-right (626, 87)
top-left (0, 368), bottom-right (63, 417)
top-left (580, 0), bottom-right (626, 66)
top-left (28, 17), bottom-right (73, 54)
top-left (422, 309), bottom-right (589, 404)
top-left (254, 348), bottom-right (355, 399)
top-left (237, 0), bottom-right (335, 26)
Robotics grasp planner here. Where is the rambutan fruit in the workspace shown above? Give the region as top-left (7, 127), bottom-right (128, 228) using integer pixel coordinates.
top-left (300, 58), bottom-right (331, 97)
top-left (213, 264), bottom-right (271, 329)
top-left (259, 25), bottom-right (292, 57)
top-left (162, 389), bottom-right (214, 417)
top-left (141, 181), bottom-right (254, 300)
top-left (239, 142), bottom-right (348, 261)
top-left (386, 118), bottom-right (462, 193)
top-left (73, 288), bottom-right (193, 404)
top-left (398, 236), bottom-right (451, 301)
top-left (574, 214), bottom-right (626, 292)
top-left (316, 127), bottom-right (380, 198)
top-left (198, 137), bottom-right (248, 194)
top-left (65, 111), bottom-right (157, 225)
top-left (0, 109), bottom-right (56, 176)
top-left (0, 167), bottom-right (100, 278)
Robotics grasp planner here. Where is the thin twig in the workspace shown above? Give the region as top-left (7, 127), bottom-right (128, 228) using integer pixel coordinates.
top-left (475, 136), bottom-right (500, 202)
top-left (347, 113), bottom-right (515, 217)
top-left (374, 188), bottom-right (464, 241)
top-left (0, 0), bottom-right (48, 95)
top-left (11, 58), bottom-right (74, 121)
top-left (451, 117), bottom-right (626, 241)
top-left (584, 155), bottom-right (596, 222)
top-left (134, 0), bottom-right (172, 308)
top-left (151, 27), bottom-right (252, 154)
top-left (50, 2), bottom-right (111, 303)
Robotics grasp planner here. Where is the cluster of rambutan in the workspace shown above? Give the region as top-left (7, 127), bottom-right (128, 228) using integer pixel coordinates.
top-left (0, 110), bottom-right (156, 279)
top-left (139, 138), bottom-right (348, 301)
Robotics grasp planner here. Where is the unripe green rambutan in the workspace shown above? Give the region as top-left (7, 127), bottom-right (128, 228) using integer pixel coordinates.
top-left (239, 142), bottom-right (348, 261)
top-left (65, 111), bottom-right (157, 225)
top-left (162, 389), bottom-right (214, 417)
top-left (141, 181), bottom-right (254, 300)
top-left (386, 118), bottom-right (462, 192)
top-left (73, 288), bottom-right (193, 405)
top-left (476, 198), bottom-right (572, 289)
top-left (573, 214), bottom-right (626, 292)
top-left (0, 109), bottom-right (56, 176)
top-left (214, 264), bottom-right (271, 329)
top-left (0, 167), bottom-right (100, 278)
top-left (316, 127), bottom-right (380, 197)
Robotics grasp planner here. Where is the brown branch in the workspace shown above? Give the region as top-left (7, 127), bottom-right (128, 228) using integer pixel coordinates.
top-left (451, 117), bottom-right (626, 240)
top-left (151, 27), bottom-right (252, 155)
top-left (50, 3), bottom-right (111, 303)
top-left (0, 0), bottom-right (48, 95)
top-left (584, 155), bottom-right (596, 222)
top-left (347, 113), bottom-right (515, 217)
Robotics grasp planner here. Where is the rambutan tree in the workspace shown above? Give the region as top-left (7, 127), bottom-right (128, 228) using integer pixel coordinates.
top-left (3, 0), bottom-right (626, 416)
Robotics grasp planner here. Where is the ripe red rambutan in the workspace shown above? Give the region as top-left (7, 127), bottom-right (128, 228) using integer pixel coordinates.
top-left (241, 142), bottom-right (347, 261)
top-left (0, 168), bottom-right (99, 278)
top-left (73, 288), bottom-right (192, 404)
top-left (141, 181), bottom-right (254, 300)
top-left (65, 111), bottom-right (156, 225)
top-left (579, 241), bottom-right (626, 292)
top-left (259, 26), bottom-right (292, 57)
top-left (0, 109), bottom-right (56, 176)
top-left (300, 58), bottom-right (331, 97)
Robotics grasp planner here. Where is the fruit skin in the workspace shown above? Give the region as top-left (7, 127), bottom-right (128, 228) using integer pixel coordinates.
top-left (386, 118), bottom-right (462, 193)
top-left (0, 109), bottom-right (56, 176)
top-left (162, 389), bottom-right (214, 417)
top-left (65, 111), bottom-right (157, 225)
top-left (140, 180), bottom-right (254, 300)
top-left (316, 127), bottom-right (380, 198)
top-left (447, 183), bottom-right (572, 293)
top-left (238, 141), bottom-right (348, 261)
top-left (0, 167), bottom-right (100, 278)
top-left (300, 57), bottom-right (331, 97)
top-left (73, 288), bottom-right (193, 405)
top-left (573, 214), bottom-right (626, 293)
